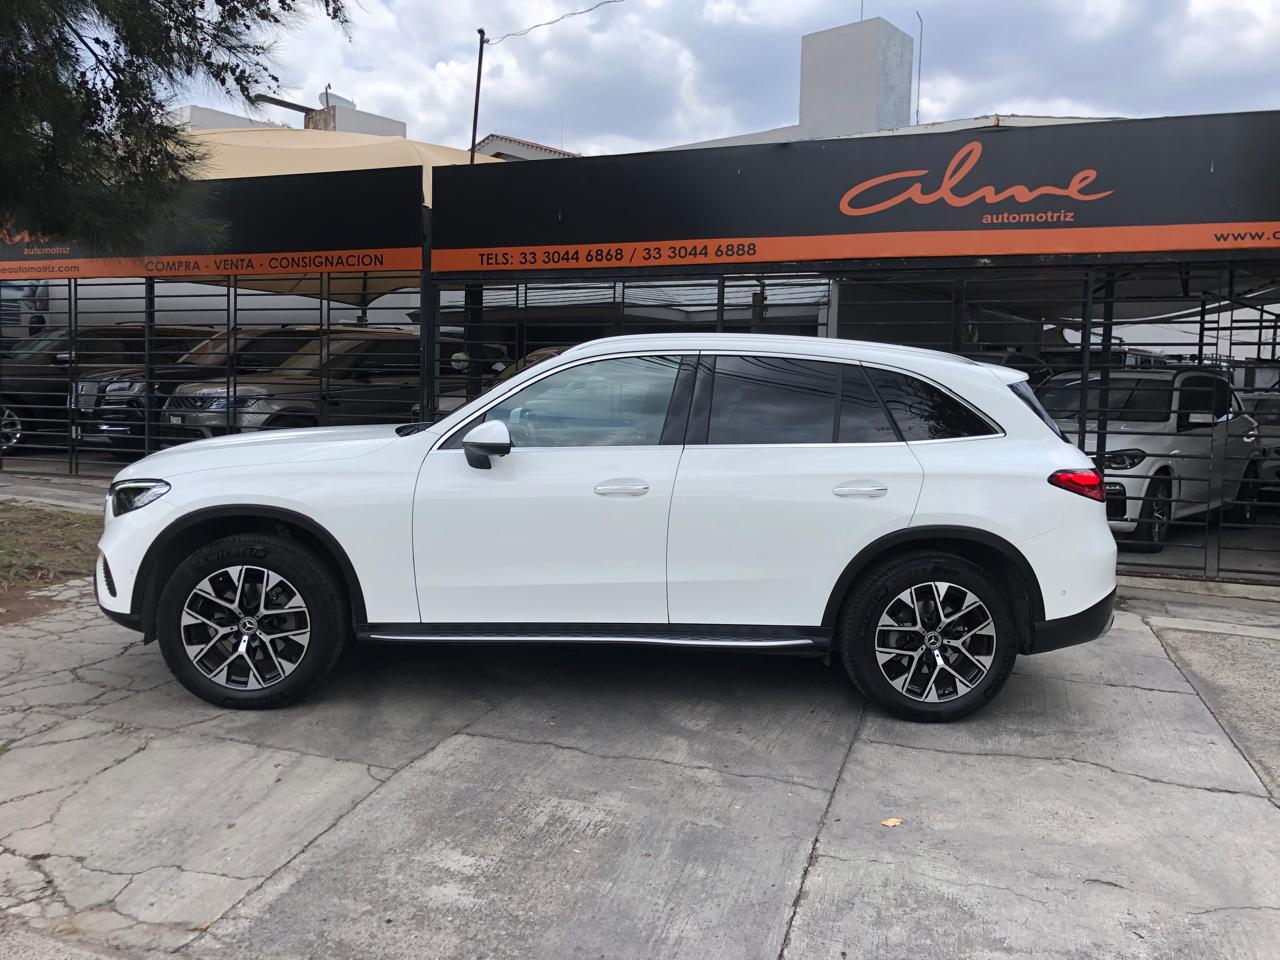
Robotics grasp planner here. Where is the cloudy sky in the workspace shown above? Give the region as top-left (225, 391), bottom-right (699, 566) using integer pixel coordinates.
top-left (197, 0), bottom-right (1280, 154)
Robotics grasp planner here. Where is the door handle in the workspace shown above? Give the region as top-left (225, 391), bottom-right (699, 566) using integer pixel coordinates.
top-left (594, 479), bottom-right (650, 497)
top-left (833, 481), bottom-right (888, 498)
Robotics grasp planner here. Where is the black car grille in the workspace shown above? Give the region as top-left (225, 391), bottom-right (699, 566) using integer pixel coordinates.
top-left (166, 396), bottom-right (213, 410)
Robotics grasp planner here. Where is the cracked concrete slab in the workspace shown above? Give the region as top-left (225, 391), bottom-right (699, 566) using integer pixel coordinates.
top-left (6, 733), bottom-right (378, 878)
top-left (1154, 625), bottom-right (1280, 799)
top-left (114, 867), bottom-right (258, 927)
top-left (182, 645), bottom-right (548, 768)
top-left (1011, 610), bottom-right (1192, 693)
top-left (0, 728), bottom-right (149, 805)
top-left (467, 646), bottom-right (861, 789)
top-left (35, 858), bottom-right (129, 912)
top-left (782, 739), bottom-right (1280, 959)
top-left (4, 575), bottom-right (1280, 959)
top-left (205, 731), bottom-right (831, 960)
top-left (860, 670), bottom-right (1267, 795)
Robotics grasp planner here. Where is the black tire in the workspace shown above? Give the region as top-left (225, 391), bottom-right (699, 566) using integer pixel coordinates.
top-left (0, 402), bottom-right (28, 453)
top-left (1224, 466), bottom-right (1260, 525)
top-left (1125, 475), bottom-right (1171, 554)
top-left (838, 552), bottom-right (1017, 723)
top-left (262, 414), bottom-right (317, 431)
top-left (156, 533), bottom-right (348, 709)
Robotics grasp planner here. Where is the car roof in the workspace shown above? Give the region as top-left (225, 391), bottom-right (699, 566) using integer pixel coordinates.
top-left (563, 333), bottom-right (985, 369)
top-left (1044, 365), bottom-right (1231, 382)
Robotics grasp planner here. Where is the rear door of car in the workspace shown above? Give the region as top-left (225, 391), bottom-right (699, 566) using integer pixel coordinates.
top-left (665, 354), bottom-right (924, 627)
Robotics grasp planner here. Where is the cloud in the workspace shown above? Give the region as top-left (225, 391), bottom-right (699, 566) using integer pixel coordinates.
top-left (188, 0), bottom-right (1280, 153)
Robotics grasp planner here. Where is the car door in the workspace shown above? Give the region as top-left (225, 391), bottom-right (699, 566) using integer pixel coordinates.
top-left (1174, 373), bottom-right (1219, 513)
top-left (666, 354), bottom-right (924, 627)
top-left (413, 352), bottom-right (690, 624)
top-left (1223, 386), bottom-right (1261, 501)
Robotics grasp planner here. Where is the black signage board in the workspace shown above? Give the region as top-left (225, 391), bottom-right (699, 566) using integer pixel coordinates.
top-left (431, 111), bottom-right (1280, 277)
top-left (2, 166), bottom-right (424, 280)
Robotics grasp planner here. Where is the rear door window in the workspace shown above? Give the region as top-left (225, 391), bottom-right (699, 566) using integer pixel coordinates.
top-left (865, 368), bottom-right (997, 441)
top-left (706, 356), bottom-right (839, 445)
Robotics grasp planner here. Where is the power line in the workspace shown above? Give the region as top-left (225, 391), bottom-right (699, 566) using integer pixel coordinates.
top-left (486, 0), bottom-right (626, 47)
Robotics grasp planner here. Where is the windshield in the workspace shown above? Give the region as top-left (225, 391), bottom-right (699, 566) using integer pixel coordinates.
top-left (1245, 397), bottom-right (1280, 426)
top-left (179, 330), bottom-right (317, 369)
top-left (274, 337), bottom-right (366, 375)
top-left (1036, 376), bottom-right (1173, 423)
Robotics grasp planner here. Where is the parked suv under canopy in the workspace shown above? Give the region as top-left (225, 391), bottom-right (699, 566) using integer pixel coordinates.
top-left (97, 334), bottom-right (1117, 723)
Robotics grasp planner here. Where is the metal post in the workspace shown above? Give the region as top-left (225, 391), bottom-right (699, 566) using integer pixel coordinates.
top-left (1094, 272), bottom-right (1116, 474)
top-left (143, 277), bottom-right (156, 455)
top-left (468, 29), bottom-right (486, 165)
top-left (418, 208), bottom-right (435, 422)
top-left (67, 280), bottom-right (79, 475)
top-left (464, 283), bottom-right (484, 400)
top-left (225, 278), bottom-right (236, 435)
top-left (318, 272), bottom-right (330, 427)
top-left (1075, 270), bottom-right (1095, 451)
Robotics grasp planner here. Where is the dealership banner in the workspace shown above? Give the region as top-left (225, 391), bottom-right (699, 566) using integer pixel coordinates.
top-left (0, 166), bottom-right (424, 280)
top-left (430, 111), bottom-right (1280, 274)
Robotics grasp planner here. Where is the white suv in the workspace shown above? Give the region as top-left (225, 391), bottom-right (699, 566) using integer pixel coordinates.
top-left (96, 335), bottom-right (1117, 723)
top-left (1036, 368), bottom-right (1262, 551)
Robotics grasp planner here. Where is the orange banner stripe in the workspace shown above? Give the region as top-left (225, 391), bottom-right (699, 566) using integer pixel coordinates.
top-left (430, 221), bottom-right (1280, 273)
top-left (0, 247), bottom-right (423, 281)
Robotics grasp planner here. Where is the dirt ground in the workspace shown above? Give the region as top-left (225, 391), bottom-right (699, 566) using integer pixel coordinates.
top-left (0, 503), bottom-right (100, 625)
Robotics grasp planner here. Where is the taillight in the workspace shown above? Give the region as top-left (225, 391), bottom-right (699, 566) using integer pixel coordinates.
top-left (1048, 468), bottom-right (1105, 502)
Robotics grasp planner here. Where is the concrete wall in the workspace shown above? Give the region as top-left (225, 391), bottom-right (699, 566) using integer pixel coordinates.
top-left (799, 18), bottom-right (912, 138)
top-left (673, 17), bottom-right (914, 150)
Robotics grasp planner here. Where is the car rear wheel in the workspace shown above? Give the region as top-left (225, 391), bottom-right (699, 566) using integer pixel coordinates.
top-left (156, 534), bottom-right (347, 708)
top-left (263, 414), bottom-right (317, 431)
top-left (1127, 476), bottom-right (1171, 553)
top-left (1225, 466), bottom-right (1260, 525)
top-left (838, 552), bottom-right (1017, 723)
top-left (0, 405), bottom-right (26, 452)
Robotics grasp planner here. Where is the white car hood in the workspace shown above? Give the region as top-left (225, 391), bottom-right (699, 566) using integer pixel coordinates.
top-left (114, 424), bottom-right (406, 480)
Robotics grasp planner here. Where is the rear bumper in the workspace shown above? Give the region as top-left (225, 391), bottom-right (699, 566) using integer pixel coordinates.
top-left (1027, 588), bottom-right (1115, 655)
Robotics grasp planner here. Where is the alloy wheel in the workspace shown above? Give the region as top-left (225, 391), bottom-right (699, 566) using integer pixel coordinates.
top-left (181, 565), bottom-right (311, 690)
top-left (0, 407), bottom-right (23, 452)
top-left (1150, 482), bottom-right (1171, 543)
top-left (874, 581), bottom-right (996, 702)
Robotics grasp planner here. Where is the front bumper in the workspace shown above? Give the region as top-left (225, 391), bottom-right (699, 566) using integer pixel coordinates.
top-left (1026, 588), bottom-right (1116, 655)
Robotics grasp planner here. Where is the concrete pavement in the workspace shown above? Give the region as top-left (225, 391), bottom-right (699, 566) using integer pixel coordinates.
top-left (0, 579), bottom-right (1277, 959)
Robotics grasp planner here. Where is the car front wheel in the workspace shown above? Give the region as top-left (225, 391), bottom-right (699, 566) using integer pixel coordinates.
top-left (839, 552), bottom-right (1017, 723)
top-left (156, 534), bottom-right (347, 708)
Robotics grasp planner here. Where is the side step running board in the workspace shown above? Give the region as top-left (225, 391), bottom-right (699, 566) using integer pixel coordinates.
top-left (357, 624), bottom-right (829, 650)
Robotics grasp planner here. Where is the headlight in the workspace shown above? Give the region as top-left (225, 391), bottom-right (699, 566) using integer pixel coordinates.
top-left (104, 380), bottom-right (142, 395)
top-left (1104, 449), bottom-right (1147, 470)
top-left (204, 396), bottom-right (261, 411)
top-left (109, 479), bottom-right (170, 516)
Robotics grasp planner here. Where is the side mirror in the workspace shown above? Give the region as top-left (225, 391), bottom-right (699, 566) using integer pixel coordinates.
top-left (52, 351), bottom-right (71, 366)
top-left (462, 419), bottom-right (512, 470)
top-left (1180, 411), bottom-right (1214, 430)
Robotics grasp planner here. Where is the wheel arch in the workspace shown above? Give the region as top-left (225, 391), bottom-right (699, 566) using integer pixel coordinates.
top-left (132, 505), bottom-right (367, 639)
top-left (821, 525), bottom-right (1045, 640)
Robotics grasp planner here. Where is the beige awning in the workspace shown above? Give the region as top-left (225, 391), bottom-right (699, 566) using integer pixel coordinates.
top-left (188, 126), bottom-right (498, 206)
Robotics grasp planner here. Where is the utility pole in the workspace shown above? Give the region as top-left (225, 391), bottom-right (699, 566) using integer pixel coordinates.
top-left (468, 28), bottom-right (486, 164)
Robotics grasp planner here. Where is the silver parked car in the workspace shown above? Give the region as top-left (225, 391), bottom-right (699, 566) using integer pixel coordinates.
top-left (163, 330), bottom-right (422, 437)
top-left (1239, 390), bottom-right (1280, 494)
top-left (1037, 367), bottom-right (1262, 551)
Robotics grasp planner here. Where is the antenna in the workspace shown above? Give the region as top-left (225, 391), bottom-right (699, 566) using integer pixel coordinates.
top-left (915, 11), bottom-right (924, 126)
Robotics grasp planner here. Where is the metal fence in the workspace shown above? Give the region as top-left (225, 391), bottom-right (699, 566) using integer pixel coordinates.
top-left (3, 263), bottom-right (1278, 585)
